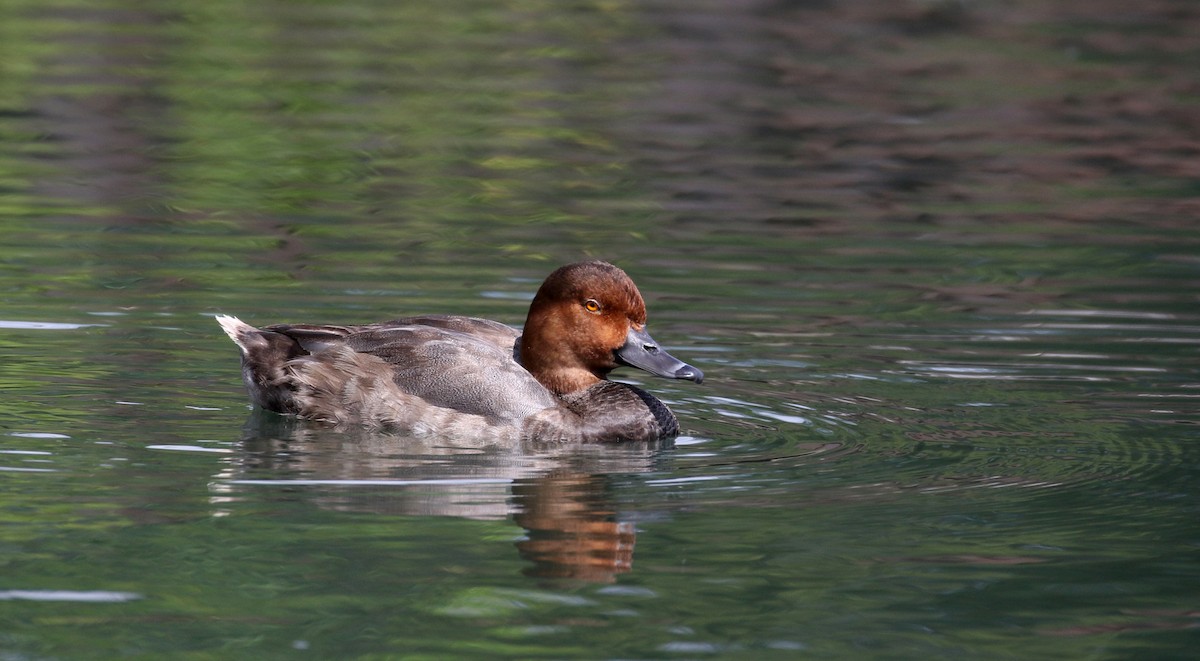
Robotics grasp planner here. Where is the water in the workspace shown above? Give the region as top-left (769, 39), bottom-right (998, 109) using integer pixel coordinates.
top-left (2, 0), bottom-right (1198, 658)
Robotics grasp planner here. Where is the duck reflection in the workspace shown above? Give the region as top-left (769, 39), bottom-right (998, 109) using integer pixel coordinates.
top-left (512, 473), bottom-right (636, 581)
top-left (228, 412), bottom-right (671, 582)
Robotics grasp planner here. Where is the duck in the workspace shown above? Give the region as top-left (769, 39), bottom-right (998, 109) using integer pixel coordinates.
top-left (216, 261), bottom-right (703, 443)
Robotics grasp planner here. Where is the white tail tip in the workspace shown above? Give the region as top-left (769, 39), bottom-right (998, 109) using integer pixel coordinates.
top-left (215, 314), bottom-right (253, 351)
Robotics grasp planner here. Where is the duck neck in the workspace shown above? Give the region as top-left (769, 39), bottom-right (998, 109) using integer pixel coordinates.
top-left (518, 313), bottom-right (607, 395)
top-left (518, 337), bottom-right (604, 396)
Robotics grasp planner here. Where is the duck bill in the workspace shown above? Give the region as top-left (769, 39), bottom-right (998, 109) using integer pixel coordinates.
top-left (615, 326), bottom-right (704, 384)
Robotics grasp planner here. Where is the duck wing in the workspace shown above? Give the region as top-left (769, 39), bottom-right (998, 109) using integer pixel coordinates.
top-left (271, 315), bottom-right (558, 420)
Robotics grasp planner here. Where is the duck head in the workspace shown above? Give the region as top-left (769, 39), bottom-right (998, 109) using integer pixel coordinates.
top-left (520, 261), bottom-right (704, 395)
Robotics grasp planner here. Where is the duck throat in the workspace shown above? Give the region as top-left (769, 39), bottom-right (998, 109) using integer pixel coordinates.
top-left (516, 328), bottom-right (607, 395)
top-left (528, 364), bottom-right (604, 396)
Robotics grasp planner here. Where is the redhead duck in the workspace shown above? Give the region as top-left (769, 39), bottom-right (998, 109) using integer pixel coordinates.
top-left (216, 261), bottom-right (703, 443)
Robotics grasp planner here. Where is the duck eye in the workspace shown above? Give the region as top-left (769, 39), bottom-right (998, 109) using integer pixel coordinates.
top-left (584, 299), bottom-right (602, 313)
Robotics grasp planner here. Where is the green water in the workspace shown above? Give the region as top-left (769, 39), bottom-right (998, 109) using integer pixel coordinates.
top-left (2, 0), bottom-right (1198, 658)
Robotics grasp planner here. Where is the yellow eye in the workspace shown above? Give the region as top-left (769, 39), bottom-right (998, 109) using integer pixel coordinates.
top-left (584, 299), bottom-right (601, 313)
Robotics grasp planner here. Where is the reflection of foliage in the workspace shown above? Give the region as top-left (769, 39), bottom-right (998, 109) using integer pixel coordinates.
top-left (1, 0), bottom-right (652, 249)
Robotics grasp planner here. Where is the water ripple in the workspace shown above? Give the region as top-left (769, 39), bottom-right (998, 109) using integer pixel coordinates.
top-left (0, 320), bottom-right (106, 330)
top-left (0, 590), bottom-right (142, 602)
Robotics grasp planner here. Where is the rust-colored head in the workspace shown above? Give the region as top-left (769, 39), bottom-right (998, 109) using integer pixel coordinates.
top-left (519, 261), bottom-right (702, 395)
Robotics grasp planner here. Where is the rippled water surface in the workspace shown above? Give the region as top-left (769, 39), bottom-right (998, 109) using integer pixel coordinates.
top-left (2, 0), bottom-right (1198, 658)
